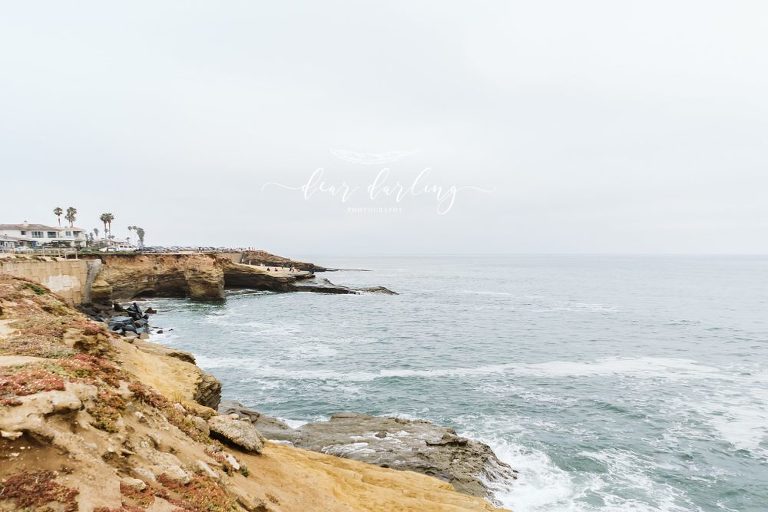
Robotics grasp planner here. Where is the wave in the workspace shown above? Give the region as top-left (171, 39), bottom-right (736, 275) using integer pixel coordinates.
top-left (487, 438), bottom-right (705, 512)
top-left (195, 356), bottom-right (725, 383)
top-left (694, 384), bottom-right (768, 457)
top-left (515, 357), bottom-right (722, 380)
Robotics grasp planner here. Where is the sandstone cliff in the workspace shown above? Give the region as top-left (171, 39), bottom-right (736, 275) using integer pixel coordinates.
top-left (89, 253), bottom-right (227, 302)
top-left (87, 253), bottom-right (392, 303)
top-left (239, 250), bottom-right (328, 272)
top-left (0, 275), bottom-right (505, 512)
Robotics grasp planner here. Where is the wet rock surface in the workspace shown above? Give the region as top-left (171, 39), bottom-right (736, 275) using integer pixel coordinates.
top-left (293, 413), bottom-right (517, 499)
top-left (290, 277), bottom-right (398, 295)
top-left (217, 403), bottom-right (516, 499)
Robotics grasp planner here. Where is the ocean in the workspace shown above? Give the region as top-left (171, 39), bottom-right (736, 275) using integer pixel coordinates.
top-left (149, 255), bottom-right (768, 512)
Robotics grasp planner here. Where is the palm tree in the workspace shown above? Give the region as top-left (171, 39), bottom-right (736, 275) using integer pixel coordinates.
top-left (128, 226), bottom-right (146, 248)
top-left (53, 207), bottom-right (63, 226)
top-left (135, 227), bottom-right (145, 248)
top-left (93, 227), bottom-right (99, 238)
top-left (65, 207), bottom-right (77, 227)
top-left (100, 213), bottom-right (115, 237)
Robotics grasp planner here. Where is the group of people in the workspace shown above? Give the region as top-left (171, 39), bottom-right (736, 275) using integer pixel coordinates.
top-left (264, 265), bottom-right (297, 273)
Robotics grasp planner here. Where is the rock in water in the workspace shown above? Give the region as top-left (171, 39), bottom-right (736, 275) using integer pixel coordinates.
top-left (292, 412), bottom-right (517, 499)
top-left (357, 285), bottom-right (398, 295)
top-left (208, 415), bottom-right (266, 454)
top-left (218, 400), bottom-right (297, 442)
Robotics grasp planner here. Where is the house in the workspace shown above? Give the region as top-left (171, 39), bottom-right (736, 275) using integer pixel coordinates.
top-left (0, 234), bottom-right (36, 251)
top-left (0, 222), bottom-right (87, 248)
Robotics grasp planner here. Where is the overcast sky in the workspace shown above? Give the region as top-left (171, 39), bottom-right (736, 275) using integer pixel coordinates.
top-left (1, 1), bottom-right (766, 255)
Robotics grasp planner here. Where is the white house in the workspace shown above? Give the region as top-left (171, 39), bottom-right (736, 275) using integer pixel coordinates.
top-left (0, 222), bottom-right (87, 248)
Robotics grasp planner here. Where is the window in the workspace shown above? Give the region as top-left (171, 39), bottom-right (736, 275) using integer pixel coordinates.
top-left (73, 231), bottom-right (81, 236)
top-left (48, 231), bottom-right (57, 238)
top-left (32, 231), bottom-right (43, 238)
top-left (20, 231), bottom-right (26, 235)
top-left (65, 231), bottom-right (72, 237)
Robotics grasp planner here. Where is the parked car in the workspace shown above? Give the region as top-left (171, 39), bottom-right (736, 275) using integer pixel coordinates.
top-left (100, 245), bottom-right (138, 252)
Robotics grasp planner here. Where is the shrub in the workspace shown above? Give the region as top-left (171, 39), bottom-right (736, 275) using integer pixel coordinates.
top-left (157, 474), bottom-right (238, 512)
top-left (88, 389), bottom-right (127, 433)
top-left (0, 367), bottom-right (66, 406)
top-left (0, 470), bottom-right (79, 512)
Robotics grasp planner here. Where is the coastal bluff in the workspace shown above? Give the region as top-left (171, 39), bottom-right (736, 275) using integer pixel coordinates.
top-left (0, 274), bottom-right (505, 511)
top-left (0, 252), bottom-right (395, 305)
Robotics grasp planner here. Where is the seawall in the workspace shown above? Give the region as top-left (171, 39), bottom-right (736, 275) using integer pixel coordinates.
top-left (0, 256), bottom-right (100, 305)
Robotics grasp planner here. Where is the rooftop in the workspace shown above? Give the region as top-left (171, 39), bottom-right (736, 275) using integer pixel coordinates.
top-left (0, 234), bottom-right (36, 242)
top-left (0, 223), bottom-right (85, 231)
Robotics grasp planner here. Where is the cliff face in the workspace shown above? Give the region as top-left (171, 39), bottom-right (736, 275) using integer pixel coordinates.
top-left (90, 253), bottom-right (226, 302)
top-left (222, 262), bottom-right (295, 292)
top-left (87, 254), bottom-right (385, 303)
top-left (0, 275), bottom-right (505, 512)
top-left (239, 250), bottom-right (328, 272)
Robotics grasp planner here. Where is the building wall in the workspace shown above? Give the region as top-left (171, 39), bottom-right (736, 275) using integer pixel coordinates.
top-left (0, 227), bottom-right (86, 247)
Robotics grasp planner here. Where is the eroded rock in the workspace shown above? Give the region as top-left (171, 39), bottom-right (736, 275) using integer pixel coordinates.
top-left (196, 460), bottom-right (220, 479)
top-left (120, 476), bottom-right (147, 491)
top-left (194, 373), bottom-right (222, 410)
top-left (208, 415), bottom-right (266, 454)
top-left (292, 412), bottom-right (517, 499)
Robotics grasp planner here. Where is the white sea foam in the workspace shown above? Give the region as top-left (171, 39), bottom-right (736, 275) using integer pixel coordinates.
top-left (281, 418), bottom-right (310, 429)
top-left (697, 385), bottom-right (768, 456)
top-left (149, 330), bottom-right (180, 344)
top-left (193, 356), bottom-right (725, 384)
top-left (457, 290), bottom-right (517, 297)
top-left (284, 342), bottom-right (339, 359)
top-left (485, 439), bottom-right (580, 511)
top-left (515, 357), bottom-right (722, 380)
top-left (481, 438), bottom-right (703, 512)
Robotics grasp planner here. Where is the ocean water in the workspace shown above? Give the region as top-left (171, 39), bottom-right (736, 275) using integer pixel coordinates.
top-left (149, 255), bottom-right (768, 512)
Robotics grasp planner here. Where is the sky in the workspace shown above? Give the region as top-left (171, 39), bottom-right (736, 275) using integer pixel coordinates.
top-left (1, 1), bottom-right (767, 255)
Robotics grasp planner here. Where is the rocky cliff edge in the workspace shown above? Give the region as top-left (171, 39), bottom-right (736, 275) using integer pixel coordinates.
top-left (87, 253), bottom-right (394, 302)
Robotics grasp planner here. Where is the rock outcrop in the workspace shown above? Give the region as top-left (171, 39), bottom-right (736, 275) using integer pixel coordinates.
top-left (117, 337), bottom-right (222, 410)
top-left (208, 415), bottom-right (267, 453)
top-left (222, 261), bottom-right (297, 292)
top-left (292, 413), bottom-right (518, 499)
top-left (85, 253), bottom-right (393, 303)
top-left (89, 253), bottom-right (226, 302)
top-left (219, 400), bottom-right (297, 441)
top-left (239, 250), bottom-right (329, 272)
top-left (216, 404), bottom-right (516, 500)
top-left (290, 277), bottom-right (398, 295)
